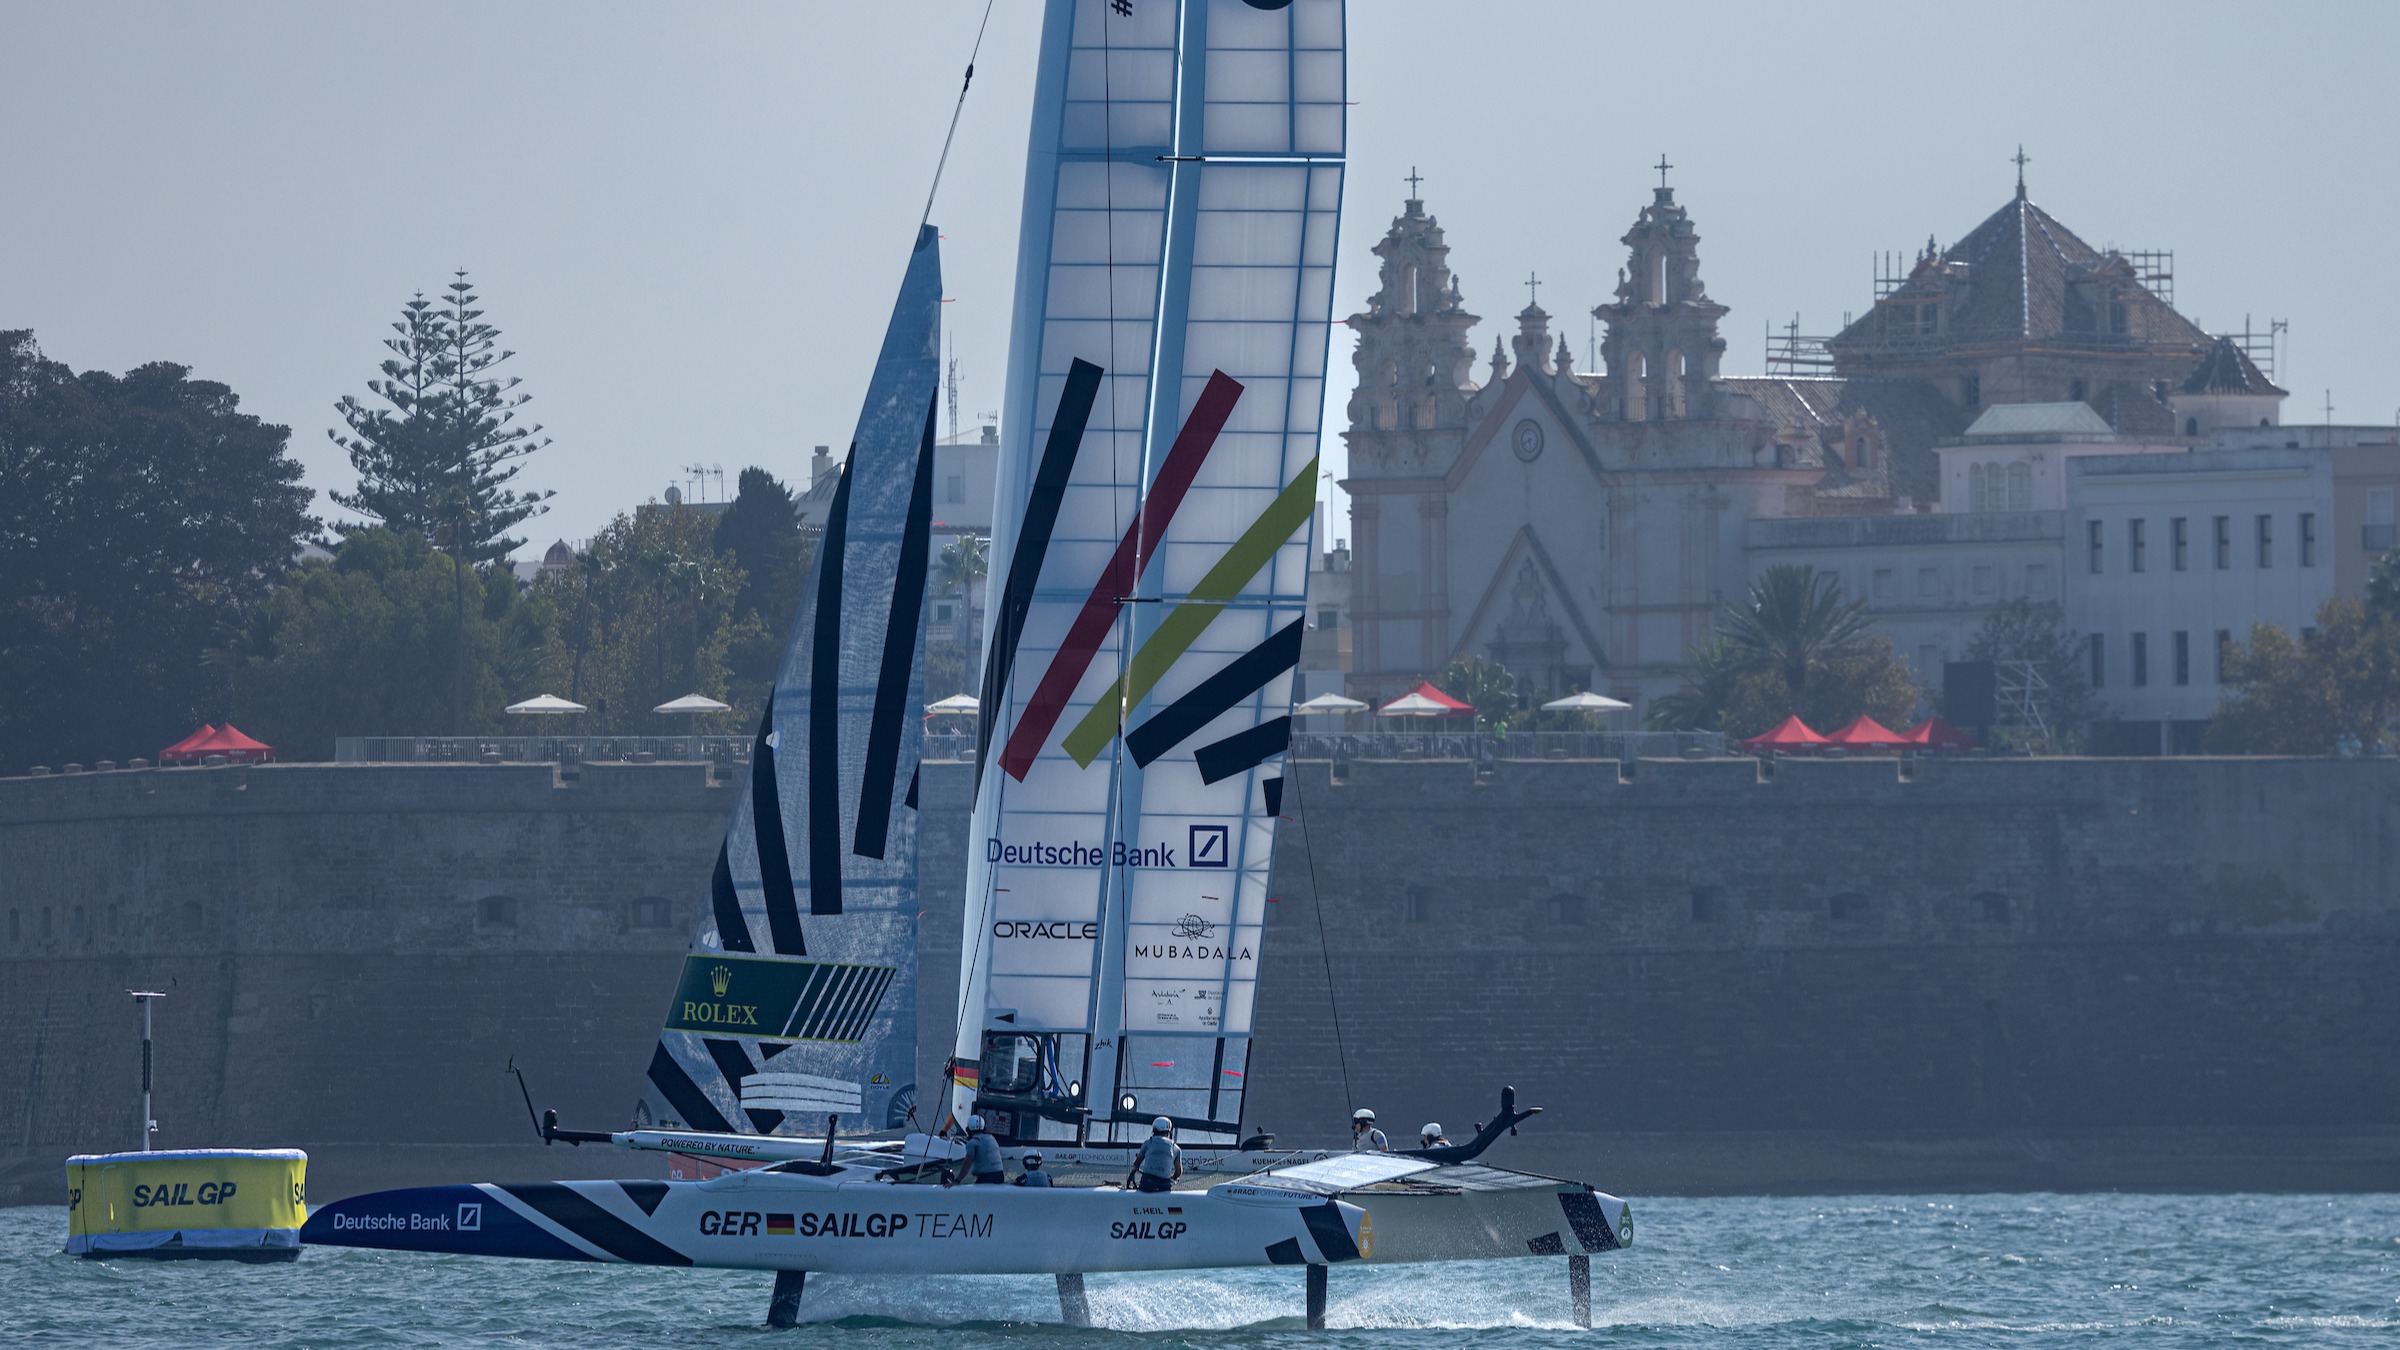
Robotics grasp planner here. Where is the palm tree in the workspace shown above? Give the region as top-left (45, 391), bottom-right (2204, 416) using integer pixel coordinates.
top-left (935, 535), bottom-right (989, 648)
top-left (1719, 564), bottom-right (1875, 700)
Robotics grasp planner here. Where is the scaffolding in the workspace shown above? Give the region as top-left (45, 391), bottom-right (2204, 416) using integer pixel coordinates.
top-left (2221, 314), bottom-right (2287, 383)
top-left (2122, 249), bottom-right (2174, 308)
top-left (1763, 315), bottom-right (1839, 376)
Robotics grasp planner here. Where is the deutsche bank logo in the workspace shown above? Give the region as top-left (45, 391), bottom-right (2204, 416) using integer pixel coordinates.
top-left (1189, 824), bottom-right (1230, 868)
top-left (457, 1202), bottom-right (483, 1232)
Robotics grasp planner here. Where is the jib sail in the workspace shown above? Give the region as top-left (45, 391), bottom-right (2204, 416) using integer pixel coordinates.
top-left (638, 226), bottom-right (943, 1140)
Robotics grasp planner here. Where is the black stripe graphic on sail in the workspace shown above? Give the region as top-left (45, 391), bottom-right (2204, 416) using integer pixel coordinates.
top-left (1124, 618), bottom-right (1305, 768)
top-left (1262, 775), bottom-right (1284, 819)
top-left (903, 763), bottom-right (919, 811)
top-left (707, 841), bottom-right (754, 954)
top-left (750, 696), bottom-right (803, 954)
top-left (771, 963), bottom-right (898, 1041)
top-left (807, 456), bottom-right (856, 916)
top-left (1195, 718), bottom-right (1292, 785)
top-left (497, 1184), bottom-right (693, 1267)
top-left (855, 394), bottom-right (939, 860)
top-left (972, 358), bottom-right (1102, 798)
top-left (702, 1037), bottom-right (784, 1134)
top-left (646, 1044), bottom-right (734, 1134)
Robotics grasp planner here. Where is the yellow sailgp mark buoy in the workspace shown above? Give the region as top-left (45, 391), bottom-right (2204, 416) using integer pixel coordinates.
top-left (66, 1149), bottom-right (307, 1260)
top-left (62, 989), bottom-right (307, 1260)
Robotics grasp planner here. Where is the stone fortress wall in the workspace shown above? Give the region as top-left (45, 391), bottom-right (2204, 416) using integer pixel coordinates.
top-left (4, 755), bottom-right (2395, 1206)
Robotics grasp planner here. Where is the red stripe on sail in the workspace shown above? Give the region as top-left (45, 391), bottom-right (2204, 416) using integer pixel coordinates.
top-left (998, 371), bottom-right (1244, 781)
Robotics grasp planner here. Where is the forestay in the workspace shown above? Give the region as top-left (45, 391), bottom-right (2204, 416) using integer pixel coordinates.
top-left (952, 0), bottom-right (1345, 1146)
top-left (637, 227), bottom-right (943, 1140)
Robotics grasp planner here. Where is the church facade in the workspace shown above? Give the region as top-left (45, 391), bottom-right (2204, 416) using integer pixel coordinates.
top-left (1340, 174), bottom-right (2234, 712)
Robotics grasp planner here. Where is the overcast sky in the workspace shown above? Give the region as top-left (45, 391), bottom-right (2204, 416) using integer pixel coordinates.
top-left (6, 1), bottom-right (2395, 553)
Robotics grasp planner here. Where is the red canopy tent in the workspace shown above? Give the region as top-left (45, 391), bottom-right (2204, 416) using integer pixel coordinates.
top-left (159, 725), bottom-right (217, 765)
top-left (1740, 715), bottom-right (1828, 752)
top-left (167, 723), bottom-right (276, 764)
top-left (1824, 715), bottom-right (1909, 750)
top-left (1902, 715), bottom-right (1979, 750)
top-left (1377, 681), bottom-right (1475, 717)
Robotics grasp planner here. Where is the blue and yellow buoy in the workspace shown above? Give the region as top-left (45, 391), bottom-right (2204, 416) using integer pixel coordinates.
top-left (63, 990), bottom-right (306, 1260)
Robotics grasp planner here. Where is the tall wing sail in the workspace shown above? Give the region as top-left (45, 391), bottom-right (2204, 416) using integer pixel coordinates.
top-left (639, 227), bottom-right (942, 1139)
top-left (953, 0), bottom-right (1344, 1145)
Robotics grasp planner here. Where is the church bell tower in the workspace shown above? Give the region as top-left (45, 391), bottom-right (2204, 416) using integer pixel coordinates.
top-left (1593, 164), bottom-right (1727, 422)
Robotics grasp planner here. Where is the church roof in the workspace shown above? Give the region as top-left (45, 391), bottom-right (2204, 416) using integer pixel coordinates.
top-left (1829, 192), bottom-right (2210, 355)
top-left (2181, 335), bottom-right (2286, 396)
top-left (1716, 376), bottom-right (1966, 502)
top-left (1962, 401), bottom-right (2116, 437)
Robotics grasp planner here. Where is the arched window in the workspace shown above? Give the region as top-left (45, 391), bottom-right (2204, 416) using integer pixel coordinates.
top-left (2006, 462), bottom-right (2032, 511)
top-left (1667, 350), bottom-right (1686, 418)
top-left (1853, 436), bottom-right (1871, 470)
top-left (1653, 253), bottom-right (1668, 305)
top-left (2185, 417), bottom-right (2199, 437)
top-left (1401, 263), bottom-right (1418, 316)
top-left (1969, 463), bottom-right (1990, 513)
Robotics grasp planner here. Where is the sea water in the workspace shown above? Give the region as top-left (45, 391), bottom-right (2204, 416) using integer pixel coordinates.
top-left (4, 1193), bottom-right (2395, 1346)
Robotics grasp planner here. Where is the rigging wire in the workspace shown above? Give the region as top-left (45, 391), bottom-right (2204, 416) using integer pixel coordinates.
top-left (1285, 766), bottom-right (1356, 1119)
top-left (919, 0), bottom-right (1002, 231)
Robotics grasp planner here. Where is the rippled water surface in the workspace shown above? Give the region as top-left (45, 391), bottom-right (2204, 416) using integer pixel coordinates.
top-left (5, 1193), bottom-right (2397, 1346)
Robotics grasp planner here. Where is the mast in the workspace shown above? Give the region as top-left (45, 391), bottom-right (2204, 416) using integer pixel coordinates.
top-left (953, 0), bottom-right (1345, 1146)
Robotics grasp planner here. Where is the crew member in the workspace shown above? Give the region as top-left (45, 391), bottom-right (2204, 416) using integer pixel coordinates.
top-left (1420, 1122), bottom-right (1451, 1149)
top-left (1013, 1149), bottom-right (1054, 1187)
top-left (1350, 1108), bottom-right (1389, 1152)
top-left (965, 1114), bottom-right (1006, 1184)
top-left (1126, 1117), bottom-right (1182, 1193)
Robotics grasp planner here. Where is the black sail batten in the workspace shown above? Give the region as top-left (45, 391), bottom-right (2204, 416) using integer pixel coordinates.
top-left (854, 395), bottom-right (939, 859)
top-left (1124, 618), bottom-right (1306, 767)
top-left (749, 696), bottom-right (803, 955)
top-left (806, 457), bottom-right (856, 917)
top-left (971, 357), bottom-right (1102, 795)
top-left (707, 841), bottom-right (753, 954)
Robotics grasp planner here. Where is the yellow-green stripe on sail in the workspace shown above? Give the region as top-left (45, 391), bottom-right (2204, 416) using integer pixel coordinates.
top-left (1060, 457), bottom-right (1320, 768)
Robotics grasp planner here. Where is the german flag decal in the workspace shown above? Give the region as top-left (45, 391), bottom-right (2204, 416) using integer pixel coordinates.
top-left (766, 1213), bottom-right (796, 1237)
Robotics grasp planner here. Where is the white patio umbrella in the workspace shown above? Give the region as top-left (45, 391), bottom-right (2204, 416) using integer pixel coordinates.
top-left (504, 694), bottom-right (588, 715)
top-left (1540, 691), bottom-right (1632, 712)
top-left (652, 692), bottom-right (731, 716)
top-left (926, 694), bottom-right (982, 715)
top-left (1377, 691), bottom-right (1457, 717)
top-left (1294, 693), bottom-right (1368, 714)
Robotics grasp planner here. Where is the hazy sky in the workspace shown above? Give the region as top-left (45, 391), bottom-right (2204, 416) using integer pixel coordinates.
top-left (6, 1), bottom-right (2395, 553)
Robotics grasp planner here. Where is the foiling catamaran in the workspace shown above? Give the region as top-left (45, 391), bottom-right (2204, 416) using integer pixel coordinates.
top-left (302, 0), bottom-right (1630, 1327)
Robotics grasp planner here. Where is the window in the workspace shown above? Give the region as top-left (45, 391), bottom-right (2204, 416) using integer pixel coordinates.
top-left (2132, 632), bottom-right (2149, 687)
top-left (2303, 626), bottom-right (2318, 645)
top-left (2216, 630), bottom-right (2231, 682)
top-left (2129, 519), bottom-right (2147, 572)
top-left (944, 474), bottom-right (965, 504)
top-left (2301, 512), bottom-right (2317, 567)
top-left (1969, 463), bottom-right (1989, 513)
top-left (1972, 565), bottom-right (1994, 596)
top-left (1917, 567), bottom-right (1940, 598)
top-left (2088, 520), bottom-right (2105, 573)
top-left (1872, 568), bottom-right (1895, 600)
top-left (2173, 631), bottom-right (2190, 686)
top-left (1974, 892), bottom-right (2012, 924)
top-left (1316, 606), bottom-right (1340, 630)
top-left (2185, 416), bottom-right (2200, 437)
top-left (477, 895), bottom-right (518, 931)
top-left (2214, 515), bottom-right (2232, 569)
top-left (2256, 514), bottom-right (2273, 568)
top-left (2171, 517), bottom-right (2188, 570)
top-left (934, 602), bottom-right (955, 624)
top-left (2370, 487), bottom-right (2396, 551)
top-left (1404, 889), bottom-right (1435, 923)
top-left (2006, 462), bottom-right (2031, 511)
top-left (2070, 378), bottom-right (2088, 401)
top-left (1829, 893), bottom-right (1870, 924)
top-left (1690, 886), bottom-right (1725, 923)
top-left (1963, 374), bottom-right (1980, 407)
top-left (2089, 633), bottom-right (2106, 689)
top-left (1545, 894), bottom-right (1587, 926)
top-left (633, 897), bottom-right (673, 928)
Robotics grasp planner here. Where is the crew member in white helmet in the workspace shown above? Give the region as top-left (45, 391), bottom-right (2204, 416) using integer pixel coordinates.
top-left (1013, 1149), bottom-right (1054, 1187)
top-left (1126, 1117), bottom-right (1183, 1193)
top-left (965, 1115), bottom-right (1006, 1184)
top-left (1420, 1122), bottom-right (1451, 1149)
top-left (1350, 1108), bottom-right (1390, 1152)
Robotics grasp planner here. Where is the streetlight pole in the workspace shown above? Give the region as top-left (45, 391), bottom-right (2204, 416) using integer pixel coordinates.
top-left (130, 990), bottom-right (165, 1151)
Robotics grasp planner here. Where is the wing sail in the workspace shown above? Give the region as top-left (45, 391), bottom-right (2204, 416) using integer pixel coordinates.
top-left (953, 0), bottom-right (1344, 1146)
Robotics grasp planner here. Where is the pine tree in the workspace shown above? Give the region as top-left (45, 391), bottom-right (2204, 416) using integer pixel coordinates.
top-left (329, 272), bottom-right (552, 565)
